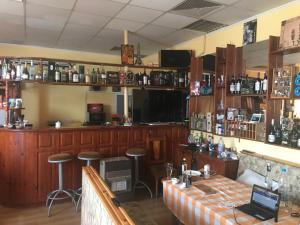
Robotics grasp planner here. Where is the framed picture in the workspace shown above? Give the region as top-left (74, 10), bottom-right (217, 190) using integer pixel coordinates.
top-left (243, 19), bottom-right (257, 46)
top-left (279, 16), bottom-right (300, 49)
top-left (121, 45), bottom-right (134, 65)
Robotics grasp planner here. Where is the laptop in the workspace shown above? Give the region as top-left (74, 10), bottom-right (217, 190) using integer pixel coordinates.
top-left (236, 184), bottom-right (281, 221)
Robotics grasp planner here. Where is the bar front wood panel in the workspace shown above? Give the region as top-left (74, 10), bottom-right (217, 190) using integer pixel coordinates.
top-left (0, 125), bottom-right (188, 206)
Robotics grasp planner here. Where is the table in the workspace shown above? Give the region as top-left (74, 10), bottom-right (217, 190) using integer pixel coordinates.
top-left (163, 176), bottom-right (299, 225)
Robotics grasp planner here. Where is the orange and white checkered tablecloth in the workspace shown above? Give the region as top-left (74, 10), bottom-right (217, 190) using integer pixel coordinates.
top-left (163, 175), bottom-right (299, 225)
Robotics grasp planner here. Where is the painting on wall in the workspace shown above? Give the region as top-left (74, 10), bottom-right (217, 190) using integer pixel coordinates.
top-left (279, 16), bottom-right (300, 49)
top-left (243, 19), bottom-right (257, 46)
top-left (121, 44), bottom-right (134, 65)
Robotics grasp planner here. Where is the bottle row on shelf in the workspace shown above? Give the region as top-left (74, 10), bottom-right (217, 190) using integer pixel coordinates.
top-left (0, 58), bottom-right (189, 88)
top-left (228, 72), bottom-right (268, 95)
top-left (268, 117), bottom-right (300, 148)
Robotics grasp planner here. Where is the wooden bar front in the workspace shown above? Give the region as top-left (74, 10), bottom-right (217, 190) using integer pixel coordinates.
top-left (0, 125), bottom-right (188, 206)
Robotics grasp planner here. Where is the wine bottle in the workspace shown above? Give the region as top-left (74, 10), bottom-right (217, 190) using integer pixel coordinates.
top-left (68, 65), bottom-right (73, 82)
top-left (262, 72), bottom-right (268, 93)
top-left (235, 76), bottom-right (241, 94)
top-left (29, 60), bottom-right (35, 80)
top-left (11, 62), bottom-right (16, 80)
top-left (16, 61), bottom-right (22, 80)
top-left (268, 119), bottom-right (276, 143)
top-left (290, 124), bottom-right (298, 148)
top-left (91, 68), bottom-right (97, 84)
top-left (254, 72), bottom-right (261, 94)
top-left (178, 72), bottom-right (184, 88)
top-left (35, 60), bottom-right (43, 80)
top-left (61, 67), bottom-right (67, 82)
top-left (275, 124), bottom-right (282, 144)
top-left (2, 58), bottom-right (7, 80)
top-left (22, 62), bottom-right (29, 80)
top-left (72, 65), bottom-right (79, 83)
top-left (100, 67), bottom-right (106, 85)
top-left (230, 75), bottom-right (236, 95)
top-left (143, 71), bottom-right (148, 86)
top-left (54, 65), bottom-right (60, 82)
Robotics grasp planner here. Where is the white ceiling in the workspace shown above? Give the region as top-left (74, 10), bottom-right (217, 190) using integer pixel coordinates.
top-left (0, 0), bottom-right (295, 56)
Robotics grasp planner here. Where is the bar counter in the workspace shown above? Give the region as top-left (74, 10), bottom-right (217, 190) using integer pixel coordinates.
top-left (0, 124), bottom-right (188, 206)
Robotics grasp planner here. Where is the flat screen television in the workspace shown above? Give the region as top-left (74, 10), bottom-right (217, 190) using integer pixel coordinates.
top-left (160, 50), bottom-right (192, 68)
top-left (132, 89), bottom-right (187, 123)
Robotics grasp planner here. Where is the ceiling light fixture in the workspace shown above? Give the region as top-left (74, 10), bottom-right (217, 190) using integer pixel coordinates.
top-left (12, 0), bottom-right (23, 2)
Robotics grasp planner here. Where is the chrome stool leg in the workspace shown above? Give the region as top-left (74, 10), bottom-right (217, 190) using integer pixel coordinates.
top-left (76, 159), bottom-right (91, 212)
top-left (133, 156), bottom-right (153, 198)
top-left (47, 162), bottom-right (76, 217)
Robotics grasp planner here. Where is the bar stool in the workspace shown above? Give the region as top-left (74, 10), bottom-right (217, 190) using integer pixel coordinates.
top-left (76, 151), bottom-right (102, 212)
top-left (126, 147), bottom-right (153, 198)
top-left (46, 152), bottom-right (76, 217)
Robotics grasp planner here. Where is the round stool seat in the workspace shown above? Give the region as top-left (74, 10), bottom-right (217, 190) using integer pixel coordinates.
top-left (78, 151), bottom-right (101, 161)
top-left (48, 153), bottom-right (73, 163)
top-left (126, 147), bottom-right (146, 157)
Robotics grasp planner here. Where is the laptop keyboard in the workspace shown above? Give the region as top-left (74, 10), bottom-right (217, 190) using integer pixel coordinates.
top-left (237, 204), bottom-right (273, 221)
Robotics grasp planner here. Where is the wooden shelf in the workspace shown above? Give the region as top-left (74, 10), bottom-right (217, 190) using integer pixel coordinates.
top-left (0, 56), bottom-right (188, 71)
top-left (227, 94), bottom-right (267, 97)
top-left (271, 46), bottom-right (300, 55)
top-left (20, 80), bottom-right (187, 90)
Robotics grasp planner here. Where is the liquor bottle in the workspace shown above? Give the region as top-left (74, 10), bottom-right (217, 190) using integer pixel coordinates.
top-left (29, 60), bottom-right (35, 80)
top-left (11, 62), bottom-right (16, 80)
top-left (100, 67), bottom-right (106, 85)
top-left (85, 69), bottom-right (91, 83)
top-left (229, 75), bottom-right (236, 95)
top-left (6, 62), bottom-right (12, 80)
top-left (254, 72), bottom-right (261, 94)
top-left (138, 72), bottom-right (143, 86)
top-left (22, 62), bottom-right (29, 80)
top-left (143, 71), bottom-right (148, 85)
top-left (35, 60), bottom-right (42, 80)
top-left (217, 137), bottom-right (225, 158)
top-left (72, 65), bottom-right (79, 83)
top-left (268, 119), bottom-right (276, 143)
top-left (275, 124), bottom-right (282, 144)
top-left (96, 68), bottom-right (101, 84)
top-left (0, 60), bottom-right (2, 79)
top-left (91, 68), bottom-right (97, 84)
top-left (2, 59), bottom-right (7, 80)
top-left (42, 68), bottom-right (48, 81)
top-left (68, 65), bottom-right (73, 82)
top-left (236, 76), bottom-right (241, 94)
top-left (54, 65), bottom-right (60, 82)
top-left (297, 124), bottom-right (300, 148)
top-left (61, 67), bottom-right (67, 82)
top-left (79, 65), bottom-right (85, 83)
top-left (16, 61), bottom-right (22, 80)
top-left (178, 72), bottom-right (184, 88)
top-left (179, 158), bottom-right (187, 176)
top-left (262, 72), bottom-right (268, 93)
top-left (264, 163), bottom-right (273, 190)
top-left (173, 72), bottom-right (178, 87)
top-left (290, 124), bottom-right (298, 148)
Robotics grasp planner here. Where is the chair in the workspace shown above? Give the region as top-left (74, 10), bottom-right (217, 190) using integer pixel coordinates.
top-left (46, 153), bottom-right (76, 217)
top-left (146, 135), bottom-right (168, 198)
top-left (76, 151), bottom-right (102, 212)
top-left (126, 147), bottom-right (153, 198)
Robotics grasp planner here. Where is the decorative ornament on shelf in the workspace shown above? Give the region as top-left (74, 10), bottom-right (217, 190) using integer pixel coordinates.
top-left (135, 42), bottom-right (143, 65)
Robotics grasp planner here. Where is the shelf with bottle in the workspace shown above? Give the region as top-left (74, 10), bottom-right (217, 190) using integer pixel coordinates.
top-left (228, 72), bottom-right (268, 97)
top-left (0, 58), bottom-right (189, 90)
top-left (190, 73), bottom-right (214, 96)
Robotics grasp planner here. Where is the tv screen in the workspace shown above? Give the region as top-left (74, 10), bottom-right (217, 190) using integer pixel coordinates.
top-left (160, 50), bottom-right (191, 68)
top-left (132, 89), bottom-right (187, 123)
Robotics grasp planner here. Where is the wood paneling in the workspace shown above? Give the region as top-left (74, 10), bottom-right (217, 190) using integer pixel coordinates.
top-left (0, 125), bottom-right (187, 206)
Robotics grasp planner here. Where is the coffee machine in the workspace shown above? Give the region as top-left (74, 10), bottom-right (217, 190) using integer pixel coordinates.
top-left (85, 104), bottom-right (106, 125)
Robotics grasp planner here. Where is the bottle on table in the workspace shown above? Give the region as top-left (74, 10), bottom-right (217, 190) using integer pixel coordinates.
top-left (264, 163), bottom-right (273, 190)
top-left (268, 119), bottom-right (276, 143)
top-left (278, 167), bottom-right (289, 210)
top-left (217, 137), bottom-right (225, 158)
top-left (178, 158), bottom-right (187, 176)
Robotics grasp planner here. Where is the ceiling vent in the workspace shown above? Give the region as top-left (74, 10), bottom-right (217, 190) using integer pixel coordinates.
top-left (184, 19), bottom-right (226, 33)
top-left (171, 0), bottom-right (222, 19)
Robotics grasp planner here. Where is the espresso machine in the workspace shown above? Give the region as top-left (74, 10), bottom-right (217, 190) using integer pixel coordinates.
top-left (84, 104), bottom-right (106, 125)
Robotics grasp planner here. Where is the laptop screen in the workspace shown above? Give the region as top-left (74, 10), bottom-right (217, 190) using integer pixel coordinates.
top-left (251, 185), bottom-right (280, 211)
